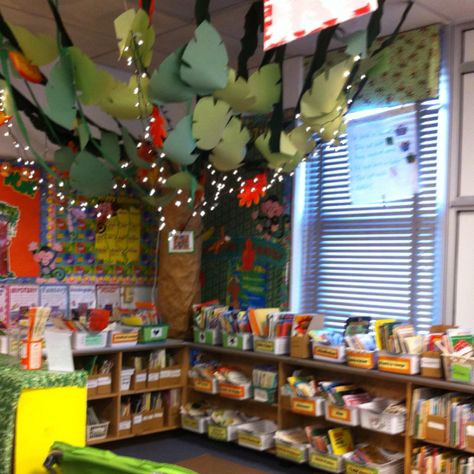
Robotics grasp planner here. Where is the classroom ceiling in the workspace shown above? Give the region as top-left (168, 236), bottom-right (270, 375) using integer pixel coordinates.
top-left (0, 0), bottom-right (473, 71)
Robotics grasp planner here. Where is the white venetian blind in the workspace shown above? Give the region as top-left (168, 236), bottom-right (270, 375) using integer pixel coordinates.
top-left (295, 100), bottom-right (441, 333)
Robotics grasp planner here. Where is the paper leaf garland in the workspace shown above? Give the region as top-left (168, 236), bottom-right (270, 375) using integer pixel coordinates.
top-left (164, 171), bottom-right (198, 192)
top-left (210, 117), bottom-right (250, 171)
top-left (121, 126), bottom-right (151, 169)
top-left (180, 20), bottom-right (229, 95)
top-left (9, 23), bottom-right (58, 66)
top-left (100, 132), bottom-right (120, 165)
top-left (162, 115), bottom-right (198, 166)
top-left (192, 97), bottom-right (232, 150)
top-left (345, 30), bottom-right (368, 59)
top-left (78, 119), bottom-right (90, 150)
top-left (45, 53), bottom-right (76, 128)
top-left (54, 147), bottom-right (75, 172)
top-left (247, 64), bottom-right (281, 114)
top-left (213, 68), bottom-right (256, 112)
top-left (114, 8), bottom-right (155, 67)
top-left (256, 131), bottom-right (303, 171)
top-left (70, 151), bottom-right (114, 196)
top-left (288, 126), bottom-right (315, 154)
top-left (69, 47), bottom-right (114, 105)
top-left (148, 47), bottom-right (194, 103)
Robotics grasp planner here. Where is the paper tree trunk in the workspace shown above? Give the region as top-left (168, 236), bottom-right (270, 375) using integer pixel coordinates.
top-left (156, 201), bottom-right (201, 339)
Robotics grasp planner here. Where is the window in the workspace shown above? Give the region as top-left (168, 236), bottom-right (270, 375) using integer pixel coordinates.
top-left (292, 100), bottom-right (442, 332)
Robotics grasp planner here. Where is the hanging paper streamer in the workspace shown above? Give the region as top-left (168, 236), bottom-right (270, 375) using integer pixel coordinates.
top-left (347, 105), bottom-right (418, 205)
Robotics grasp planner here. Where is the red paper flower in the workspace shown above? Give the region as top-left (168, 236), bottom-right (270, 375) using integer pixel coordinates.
top-left (238, 173), bottom-right (267, 207)
top-left (8, 51), bottom-right (45, 84)
top-left (150, 106), bottom-right (167, 148)
top-left (0, 111), bottom-right (11, 127)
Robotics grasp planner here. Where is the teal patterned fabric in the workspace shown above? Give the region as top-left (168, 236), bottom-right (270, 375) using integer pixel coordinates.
top-left (0, 356), bottom-right (86, 474)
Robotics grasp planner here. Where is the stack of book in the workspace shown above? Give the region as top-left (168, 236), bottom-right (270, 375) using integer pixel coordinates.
top-left (319, 381), bottom-right (372, 407)
top-left (412, 446), bottom-right (474, 474)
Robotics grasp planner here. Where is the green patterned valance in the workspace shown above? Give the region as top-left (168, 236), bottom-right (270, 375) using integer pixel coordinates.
top-left (305, 24), bottom-right (441, 110)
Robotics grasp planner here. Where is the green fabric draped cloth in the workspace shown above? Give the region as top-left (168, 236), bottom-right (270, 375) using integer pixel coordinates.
top-left (0, 355), bottom-right (86, 474)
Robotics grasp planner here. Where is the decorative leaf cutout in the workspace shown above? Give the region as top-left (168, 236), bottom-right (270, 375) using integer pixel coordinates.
top-left (164, 171), bottom-right (198, 192)
top-left (163, 115), bottom-right (198, 166)
top-left (247, 64), bottom-right (281, 114)
top-left (210, 117), bottom-right (250, 171)
top-left (121, 126), bottom-right (151, 169)
top-left (345, 30), bottom-right (368, 59)
top-left (255, 131), bottom-right (304, 171)
top-left (70, 151), bottom-right (114, 197)
top-left (148, 47), bottom-right (194, 103)
top-left (114, 8), bottom-right (155, 67)
top-left (45, 53), bottom-right (76, 128)
top-left (101, 131), bottom-right (120, 165)
top-left (78, 119), bottom-right (89, 150)
top-left (180, 20), bottom-right (229, 95)
top-left (69, 47), bottom-right (114, 105)
top-left (288, 126), bottom-right (315, 154)
top-left (8, 23), bottom-right (58, 66)
top-left (54, 147), bottom-right (74, 172)
top-left (213, 68), bottom-right (256, 112)
top-left (192, 97), bottom-right (232, 150)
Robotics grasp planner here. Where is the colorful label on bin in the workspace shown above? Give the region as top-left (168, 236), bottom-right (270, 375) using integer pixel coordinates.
top-left (219, 383), bottom-right (248, 399)
top-left (313, 345), bottom-right (340, 359)
top-left (208, 425), bottom-right (227, 441)
top-left (328, 405), bottom-right (351, 422)
top-left (451, 363), bottom-right (471, 383)
top-left (112, 332), bottom-right (138, 344)
top-left (276, 443), bottom-right (306, 462)
top-left (378, 355), bottom-right (411, 374)
top-left (239, 432), bottom-right (263, 448)
top-left (84, 334), bottom-right (104, 347)
top-left (309, 452), bottom-right (340, 472)
top-left (291, 397), bottom-right (316, 416)
top-left (193, 378), bottom-right (214, 393)
top-left (254, 339), bottom-right (275, 353)
top-left (346, 462), bottom-right (378, 474)
top-left (182, 415), bottom-right (199, 431)
top-left (347, 352), bottom-right (374, 369)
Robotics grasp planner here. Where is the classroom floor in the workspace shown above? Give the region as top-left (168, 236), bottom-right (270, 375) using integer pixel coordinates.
top-left (110, 430), bottom-right (317, 474)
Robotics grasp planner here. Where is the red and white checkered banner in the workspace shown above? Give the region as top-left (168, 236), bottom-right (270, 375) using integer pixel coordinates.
top-left (263, 0), bottom-right (378, 51)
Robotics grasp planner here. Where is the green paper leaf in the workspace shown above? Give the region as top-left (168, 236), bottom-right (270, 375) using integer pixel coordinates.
top-left (213, 68), bottom-right (256, 112)
top-left (78, 119), bottom-right (90, 150)
top-left (345, 30), bottom-right (368, 59)
top-left (164, 171), bottom-right (198, 192)
top-left (101, 132), bottom-right (120, 165)
top-left (99, 76), bottom-right (152, 119)
top-left (9, 23), bottom-right (58, 66)
top-left (288, 126), bottom-right (315, 154)
top-left (163, 115), bottom-right (198, 166)
top-left (210, 117), bottom-right (250, 171)
top-left (180, 20), bottom-right (229, 95)
top-left (192, 97), bottom-right (232, 150)
top-left (69, 47), bottom-right (114, 105)
top-left (121, 126), bottom-right (151, 169)
top-left (70, 151), bottom-right (114, 197)
top-left (54, 147), bottom-right (75, 172)
top-left (148, 47), bottom-right (194, 103)
top-left (300, 59), bottom-right (352, 119)
top-left (45, 53), bottom-right (76, 129)
top-left (255, 132), bottom-right (303, 171)
top-left (114, 9), bottom-right (155, 67)
top-left (247, 64), bottom-right (281, 114)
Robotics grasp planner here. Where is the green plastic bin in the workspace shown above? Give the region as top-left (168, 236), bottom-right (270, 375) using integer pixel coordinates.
top-left (44, 442), bottom-right (196, 474)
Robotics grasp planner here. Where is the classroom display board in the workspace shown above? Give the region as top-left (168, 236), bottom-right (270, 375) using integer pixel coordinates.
top-left (347, 106), bottom-right (418, 205)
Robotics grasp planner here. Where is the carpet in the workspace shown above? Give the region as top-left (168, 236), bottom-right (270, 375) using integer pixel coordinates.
top-left (177, 454), bottom-right (268, 474)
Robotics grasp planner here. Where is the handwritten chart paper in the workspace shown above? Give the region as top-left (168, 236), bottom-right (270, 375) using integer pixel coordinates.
top-left (263, 0), bottom-right (377, 50)
top-left (69, 285), bottom-right (96, 310)
top-left (347, 106), bottom-right (418, 205)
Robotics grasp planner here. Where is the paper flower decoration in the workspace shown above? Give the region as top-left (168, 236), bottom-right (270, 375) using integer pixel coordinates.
top-left (0, 111), bottom-right (11, 127)
top-left (238, 173), bottom-right (267, 207)
top-left (8, 51), bottom-right (45, 84)
top-left (150, 106), bottom-right (167, 148)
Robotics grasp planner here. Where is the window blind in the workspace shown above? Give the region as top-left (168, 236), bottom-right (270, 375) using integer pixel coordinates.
top-left (295, 100), bottom-right (440, 333)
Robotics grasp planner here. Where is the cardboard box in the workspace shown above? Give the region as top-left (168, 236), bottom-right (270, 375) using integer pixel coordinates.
top-left (87, 375), bottom-right (99, 397)
top-left (96, 375), bottom-right (112, 394)
top-left (466, 422), bottom-right (474, 450)
top-left (424, 415), bottom-right (447, 443)
top-left (166, 406), bottom-right (180, 427)
top-left (160, 365), bottom-right (182, 387)
top-left (132, 413), bottom-right (143, 435)
top-left (421, 351), bottom-right (442, 378)
top-left (118, 415), bottom-right (132, 436)
top-left (131, 369), bottom-right (147, 391)
top-left (290, 314), bottom-right (324, 358)
top-left (147, 368), bottom-right (160, 389)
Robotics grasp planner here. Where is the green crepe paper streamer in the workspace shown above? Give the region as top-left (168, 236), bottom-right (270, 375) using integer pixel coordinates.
top-left (114, 9), bottom-right (155, 67)
top-left (68, 47), bottom-right (114, 105)
top-left (164, 171), bottom-right (198, 193)
top-left (345, 30), bottom-right (368, 59)
top-left (300, 59), bottom-right (352, 119)
top-left (268, 44), bottom-right (285, 153)
top-left (148, 47), bottom-right (194, 103)
top-left (8, 23), bottom-right (58, 66)
top-left (213, 68), bottom-right (256, 113)
top-left (78, 119), bottom-right (90, 150)
top-left (237, 1), bottom-right (263, 79)
top-left (288, 126), bottom-right (315, 155)
top-left (162, 115), bottom-right (198, 166)
top-left (180, 20), bottom-right (229, 95)
top-left (45, 52), bottom-right (77, 129)
top-left (210, 117), bottom-right (250, 171)
top-left (54, 147), bottom-right (75, 172)
top-left (99, 77), bottom-right (152, 119)
top-left (101, 132), bottom-right (120, 165)
top-left (121, 126), bottom-right (151, 169)
top-left (70, 150), bottom-right (114, 197)
top-left (247, 64), bottom-right (281, 114)
top-left (192, 97), bottom-right (232, 150)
